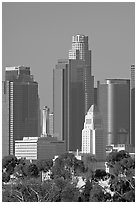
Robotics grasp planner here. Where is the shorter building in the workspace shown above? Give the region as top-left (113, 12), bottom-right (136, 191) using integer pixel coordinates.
top-left (106, 144), bottom-right (135, 156)
top-left (15, 136), bottom-right (66, 161)
top-left (82, 105), bottom-right (106, 161)
top-left (15, 137), bottom-right (38, 160)
top-left (37, 137), bottom-right (66, 160)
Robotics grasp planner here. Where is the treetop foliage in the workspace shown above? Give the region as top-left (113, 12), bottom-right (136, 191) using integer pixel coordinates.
top-left (2, 150), bottom-right (135, 202)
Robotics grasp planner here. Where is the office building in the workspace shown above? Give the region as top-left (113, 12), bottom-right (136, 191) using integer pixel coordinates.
top-left (53, 59), bottom-right (69, 141)
top-left (2, 66), bottom-right (39, 157)
top-left (94, 87), bottom-right (97, 106)
top-left (53, 59), bottom-right (94, 151)
top-left (69, 34), bottom-right (94, 114)
top-left (131, 65), bottom-right (135, 89)
top-left (97, 79), bottom-right (130, 145)
top-left (15, 136), bottom-right (66, 161)
top-left (130, 65), bottom-right (135, 146)
top-left (53, 35), bottom-right (94, 151)
top-left (49, 112), bottom-right (54, 136)
top-left (38, 97), bottom-right (42, 136)
top-left (15, 137), bottom-right (38, 160)
top-left (42, 106), bottom-right (50, 136)
top-left (37, 137), bottom-right (66, 160)
top-left (82, 105), bottom-right (106, 161)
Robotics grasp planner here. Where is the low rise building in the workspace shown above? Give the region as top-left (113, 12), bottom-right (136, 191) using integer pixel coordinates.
top-left (15, 136), bottom-right (66, 161)
top-left (15, 137), bottom-right (38, 160)
top-left (37, 136), bottom-right (66, 160)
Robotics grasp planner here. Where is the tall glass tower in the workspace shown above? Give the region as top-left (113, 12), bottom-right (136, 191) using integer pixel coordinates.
top-left (2, 66), bottom-right (39, 157)
top-left (53, 35), bottom-right (94, 151)
top-left (69, 34), bottom-right (94, 114)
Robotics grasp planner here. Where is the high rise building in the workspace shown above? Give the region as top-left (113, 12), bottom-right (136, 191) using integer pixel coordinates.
top-left (53, 59), bottom-right (69, 141)
top-left (42, 106), bottom-right (50, 136)
top-left (69, 34), bottom-right (94, 114)
top-left (69, 34), bottom-right (91, 66)
top-left (131, 65), bottom-right (135, 89)
top-left (53, 59), bottom-right (94, 151)
top-left (82, 105), bottom-right (106, 161)
top-left (49, 112), bottom-right (54, 136)
top-left (130, 65), bottom-right (135, 146)
top-left (53, 35), bottom-right (94, 151)
top-left (94, 87), bottom-right (97, 106)
top-left (2, 66), bottom-right (39, 157)
top-left (97, 79), bottom-right (130, 145)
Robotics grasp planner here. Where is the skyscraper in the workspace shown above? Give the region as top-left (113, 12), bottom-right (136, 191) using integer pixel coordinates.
top-left (42, 106), bottom-right (50, 136)
top-left (69, 34), bottom-right (94, 114)
top-left (53, 35), bottom-right (94, 151)
top-left (49, 112), bottom-right (54, 137)
top-left (131, 65), bottom-right (135, 89)
top-left (53, 59), bottom-right (69, 141)
top-left (2, 66), bottom-right (39, 157)
top-left (130, 65), bottom-right (135, 146)
top-left (82, 105), bottom-right (106, 161)
top-left (97, 79), bottom-right (130, 145)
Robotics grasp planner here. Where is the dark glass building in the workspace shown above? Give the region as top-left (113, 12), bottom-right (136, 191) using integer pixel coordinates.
top-left (97, 79), bottom-right (130, 146)
top-left (130, 65), bottom-right (135, 146)
top-left (53, 59), bottom-right (94, 151)
top-left (53, 35), bottom-right (94, 151)
top-left (2, 66), bottom-right (39, 157)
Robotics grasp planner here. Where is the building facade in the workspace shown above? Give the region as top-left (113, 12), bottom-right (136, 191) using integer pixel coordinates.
top-left (15, 137), bottom-right (38, 160)
top-left (69, 34), bottom-right (94, 114)
top-left (2, 66), bottom-right (39, 157)
top-left (42, 106), bottom-right (50, 136)
top-left (82, 105), bottom-right (106, 161)
top-left (37, 137), bottom-right (66, 160)
top-left (49, 112), bottom-right (54, 136)
top-left (53, 59), bottom-right (69, 141)
top-left (130, 65), bottom-right (135, 146)
top-left (15, 136), bottom-right (66, 161)
top-left (53, 35), bottom-right (94, 152)
top-left (97, 79), bottom-right (130, 146)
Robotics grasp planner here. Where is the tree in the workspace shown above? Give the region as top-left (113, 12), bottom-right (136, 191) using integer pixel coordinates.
top-left (81, 179), bottom-right (93, 201)
top-left (106, 151), bottom-right (135, 202)
top-left (51, 153), bottom-right (75, 180)
top-left (61, 182), bottom-right (79, 202)
top-left (74, 158), bottom-right (85, 175)
top-left (51, 153), bottom-right (85, 180)
top-left (89, 184), bottom-right (106, 202)
top-left (36, 159), bottom-right (53, 172)
top-left (2, 155), bottom-right (18, 175)
top-left (27, 164), bottom-right (39, 178)
top-left (2, 172), bottom-right (10, 183)
top-left (94, 169), bottom-right (107, 179)
top-left (106, 150), bottom-right (130, 168)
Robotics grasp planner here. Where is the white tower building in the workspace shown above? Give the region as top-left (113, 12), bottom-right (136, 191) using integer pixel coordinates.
top-left (69, 35), bottom-right (90, 60)
top-left (82, 105), bottom-right (106, 161)
top-left (42, 106), bottom-right (50, 136)
top-left (69, 34), bottom-right (94, 114)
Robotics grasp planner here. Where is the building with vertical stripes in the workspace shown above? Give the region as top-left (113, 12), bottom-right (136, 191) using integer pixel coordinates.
top-left (53, 35), bottom-right (94, 152)
top-left (130, 65), bottom-right (135, 146)
top-left (82, 105), bottom-right (106, 161)
top-left (97, 79), bottom-right (130, 146)
top-left (2, 66), bottom-right (39, 157)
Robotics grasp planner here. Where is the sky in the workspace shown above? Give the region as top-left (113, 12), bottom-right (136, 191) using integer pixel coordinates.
top-left (2, 2), bottom-right (135, 111)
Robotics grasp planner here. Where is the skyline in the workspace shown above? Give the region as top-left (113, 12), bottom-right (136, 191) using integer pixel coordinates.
top-left (2, 2), bottom-right (135, 110)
